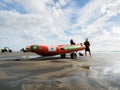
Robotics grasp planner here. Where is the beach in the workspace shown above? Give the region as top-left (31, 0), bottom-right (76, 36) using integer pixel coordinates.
top-left (0, 52), bottom-right (120, 90)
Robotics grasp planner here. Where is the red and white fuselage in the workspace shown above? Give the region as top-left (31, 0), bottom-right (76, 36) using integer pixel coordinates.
top-left (29, 44), bottom-right (86, 56)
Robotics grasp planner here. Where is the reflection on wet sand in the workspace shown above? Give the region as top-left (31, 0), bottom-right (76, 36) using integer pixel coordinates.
top-left (0, 52), bottom-right (120, 90)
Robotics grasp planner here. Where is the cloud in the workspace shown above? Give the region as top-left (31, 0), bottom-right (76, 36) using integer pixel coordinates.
top-left (71, 0), bottom-right (120, 51)
top-left (0, 0), bottom-right (120, 51)
top-left (0, 0), bottom-right (71, 50)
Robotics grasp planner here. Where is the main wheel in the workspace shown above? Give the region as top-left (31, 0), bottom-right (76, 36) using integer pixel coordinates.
top-left (71, 53), bottom-right (77, 59)
top-left (60, 54), bottom-right (66, 58)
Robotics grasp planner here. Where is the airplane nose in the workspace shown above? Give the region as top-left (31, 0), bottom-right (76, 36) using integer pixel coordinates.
top-left (30, 45), bottom-right (39, 51)
top-left (32, 45), bottom-right (38, 50)
top-left (25, 46), bottom-right (30, 51)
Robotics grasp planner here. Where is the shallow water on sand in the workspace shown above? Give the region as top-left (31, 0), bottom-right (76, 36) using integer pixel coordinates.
top-left (0, 52), bottom-right (120, 90)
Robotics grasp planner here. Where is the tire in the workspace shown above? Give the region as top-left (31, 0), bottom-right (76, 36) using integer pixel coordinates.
top-left (9, 50), bottom-right (12, 52)
top-left (71, 53), bottom-right (77, 59)
top-left (61, 54), bottom-right (66, 58)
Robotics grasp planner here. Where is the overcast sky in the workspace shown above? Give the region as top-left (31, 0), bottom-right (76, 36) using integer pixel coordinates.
top-left (0, 0), bottom-right (120, 51)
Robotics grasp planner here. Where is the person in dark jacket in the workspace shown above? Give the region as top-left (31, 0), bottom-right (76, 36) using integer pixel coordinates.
top-left (84, 38), bottom-right (91, 56)
top-left (70, 39), bottom-right (75, 45)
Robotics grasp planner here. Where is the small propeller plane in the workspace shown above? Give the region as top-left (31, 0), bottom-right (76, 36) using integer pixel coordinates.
top-left (28, 44), bottom-right (86, 59)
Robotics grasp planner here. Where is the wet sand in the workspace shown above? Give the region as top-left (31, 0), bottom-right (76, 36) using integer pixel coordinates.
top-left (0, 52), bottom-right (120, 90)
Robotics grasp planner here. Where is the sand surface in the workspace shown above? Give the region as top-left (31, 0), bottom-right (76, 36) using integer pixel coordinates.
top-left (0, 52), bottom-right (120, 90)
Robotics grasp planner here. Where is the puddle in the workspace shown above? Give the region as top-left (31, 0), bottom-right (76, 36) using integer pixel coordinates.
top-left (80, 65), bottom-right (90, 69)
top-left (53, 64), bottom-right (120, 90)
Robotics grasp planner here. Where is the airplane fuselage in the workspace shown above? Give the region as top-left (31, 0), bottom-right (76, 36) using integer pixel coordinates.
top-left (29, 44), bottom-right (86, 56)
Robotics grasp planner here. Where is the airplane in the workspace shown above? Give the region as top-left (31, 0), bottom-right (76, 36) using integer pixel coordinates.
top-left (28, 44), bottom-right (86, 59)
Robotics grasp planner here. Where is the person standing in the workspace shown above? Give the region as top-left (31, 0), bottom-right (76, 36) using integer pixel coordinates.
top-left (84, 38), bottom-right (91, 57)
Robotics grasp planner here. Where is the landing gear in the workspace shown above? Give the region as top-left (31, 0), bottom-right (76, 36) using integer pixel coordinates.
top-left (60, 54), bottom-right (66, 58)
top-left (60, 53), bottom-right (78, 59)
top-left (70, 53), bottom-right (77, 59)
